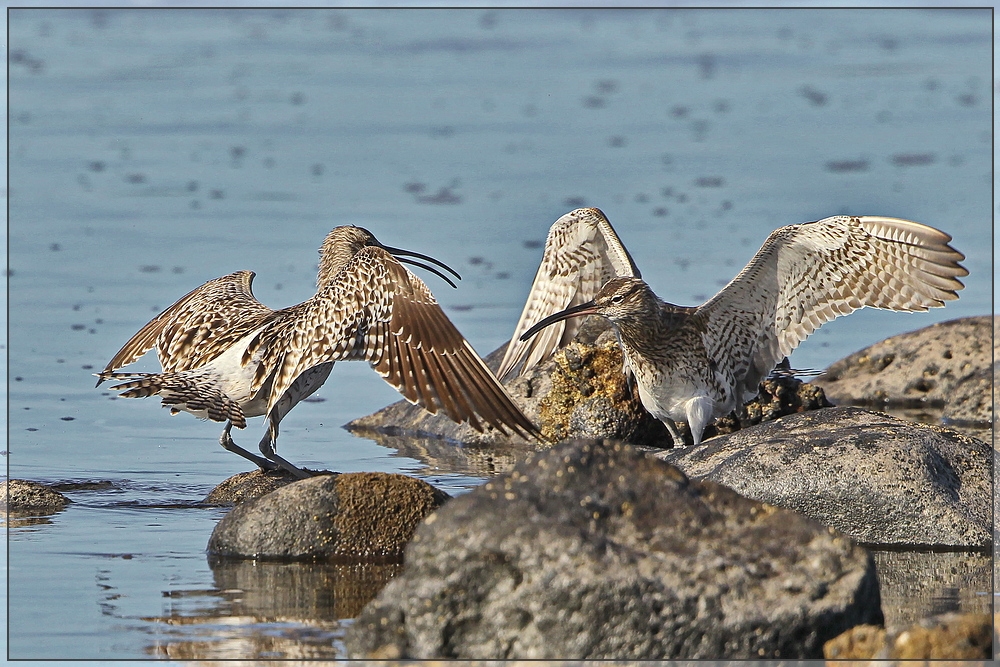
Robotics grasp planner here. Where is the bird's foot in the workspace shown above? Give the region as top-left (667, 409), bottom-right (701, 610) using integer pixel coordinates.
top-left (219, 424), bottom-right (279, 471)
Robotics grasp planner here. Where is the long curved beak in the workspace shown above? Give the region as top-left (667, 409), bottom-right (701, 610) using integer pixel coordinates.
top-left (519, 300), bottom-right (600, 341)
top-left (382, 245), bottom-right (463, 289)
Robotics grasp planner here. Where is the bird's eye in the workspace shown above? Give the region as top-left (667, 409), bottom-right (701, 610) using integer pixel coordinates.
top-left (610, 294), bottom-right (624, 304)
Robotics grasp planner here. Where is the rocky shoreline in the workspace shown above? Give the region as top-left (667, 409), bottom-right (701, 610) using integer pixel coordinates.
top-left (6, 316), bottom-right (994, 659)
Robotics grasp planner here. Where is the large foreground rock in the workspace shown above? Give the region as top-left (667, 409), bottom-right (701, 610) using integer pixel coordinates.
top-left (659, 407), bottom-right (989, 547)
top-left (345, 439), bottom-right (882, 659)
top-left (208, 472), bottom-right (449, 560)
top-left (814, 316), bottom-right (995, 425)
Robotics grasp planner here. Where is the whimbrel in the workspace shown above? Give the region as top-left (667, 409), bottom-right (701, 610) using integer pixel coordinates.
top-left (516, 214), bottom-right (967, 446)
top-left (497, 207), bottom-right (639, 380)
top-left (98, 226), bottom-right (540, 478)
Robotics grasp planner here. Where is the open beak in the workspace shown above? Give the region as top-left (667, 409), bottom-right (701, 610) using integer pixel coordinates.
top-left (519, 300), bottom-right (600, 342)
top-left (382, 245), bottom-right (463, 289)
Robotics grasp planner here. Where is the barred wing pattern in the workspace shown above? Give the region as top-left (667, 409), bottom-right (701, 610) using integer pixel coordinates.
top-left (497, 208), bottom-right (640, 379)
top-left (249, 246), bottom-right (539, 439)
top-left (694, 215), bottom-right (967, 403)
top-left (97, 271), bottom-right (276, 380)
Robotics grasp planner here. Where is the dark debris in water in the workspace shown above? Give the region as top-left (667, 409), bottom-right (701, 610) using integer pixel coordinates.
top-left (416, 186), bottom-right (462, 205)
top-left (694, 176), bottom-right (724, 188)
top-left (798, 85), bottom-right (828, 106)
top-left (51, 480), bottom-right (116, 492)
top-left (826, 159), bottom-right (869, 173)
top-left (891, 153), bottom-right (936, 167)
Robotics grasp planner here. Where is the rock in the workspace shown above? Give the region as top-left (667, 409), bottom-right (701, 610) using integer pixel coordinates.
top-left (822, 624), bottom-right (887, 660)
top-left (824, 612), bottom-right (993, 660)
top-left (207, 472), bottom-right (450, 561)
top-left (814, 316), bottom-right (996, 422)
top-left (658, 407), bottom-right (989, 547)
top-left (345, 439), bottom-right (883, 660)
top-left (1, 479), bottom-right (70, 514)
top-left (941, 364), bottom-right (997, 426)
top-left (349, 317), bottom-right (833, 448)
top-left (203, 468), bottom-right (333, 506)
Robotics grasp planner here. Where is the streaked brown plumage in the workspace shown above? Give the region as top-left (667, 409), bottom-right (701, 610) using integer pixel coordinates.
top-left (498, 207), bottom-right (639, 380)
top-left (98, 226), bottom-right (540, 477)
top-left (518, 214), bottom-right (967, 446)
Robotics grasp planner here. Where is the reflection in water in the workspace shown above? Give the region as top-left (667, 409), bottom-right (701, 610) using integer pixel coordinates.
top-left (350, 426), bottom-right (538, 479)
top-left (142, 558), bottom-right (402, 659)
top-left (869, 549), bottom-right (991, 630)
top-left (2, 513), bottom-right (58, 529)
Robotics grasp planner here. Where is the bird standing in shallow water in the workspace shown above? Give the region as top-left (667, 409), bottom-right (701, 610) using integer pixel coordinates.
top-left (516, 214), bottom-right (967, 446)
top-left (98, 226), bottom-right (540, 478)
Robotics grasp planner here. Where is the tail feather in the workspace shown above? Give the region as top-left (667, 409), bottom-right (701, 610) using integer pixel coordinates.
top-left (106, 371), bottom-right (247, 428)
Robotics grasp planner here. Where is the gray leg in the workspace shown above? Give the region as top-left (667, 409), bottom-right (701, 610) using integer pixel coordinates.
top-left (662, 418), bottom-right (685, 447)
top-left (219, 421), bottom-right (278, 471)
top-left (258, 419), bottom-right (311, 480)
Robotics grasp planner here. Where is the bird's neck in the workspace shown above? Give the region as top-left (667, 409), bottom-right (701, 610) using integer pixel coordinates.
top-left (613, 301), bottom-right (693, 359)
top-left (315, 251), bottom-right (354, 290)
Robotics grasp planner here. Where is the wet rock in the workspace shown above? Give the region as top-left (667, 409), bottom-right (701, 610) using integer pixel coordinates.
top-left (824, 612), bottom-right (993, 660)
top-left (349, 317), bottom-right (832, 448)
top-left (345, 439), bottom-right (882, 660)
top-left (1, 479), bottom-right (70, 514)
top-left (658, 407), bottom-right (989, 547)
top-left (203, 468), bottom-right (333, 505)
top-left (814, 316), bottom-right (996, 423)
top-left (941, 364), bottom-right (997, 426)
top-left (208, 472), bottom-right (450, 561)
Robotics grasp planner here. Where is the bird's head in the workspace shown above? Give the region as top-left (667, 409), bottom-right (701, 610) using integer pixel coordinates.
top-left (317, 225), bottom-right (461, 288)
top-left (519, 277), bottom-right (656, 342)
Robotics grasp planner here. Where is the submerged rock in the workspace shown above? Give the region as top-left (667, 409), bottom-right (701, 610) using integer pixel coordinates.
top-left (207, 472), bottom-right (450, 561)
top-left (1, 479), bottom-right (70, 514)
top-left (824, 612), bottom-right (993, 660)
top-left (658, 407), bottom-right (990, 547)
top-left (345, 439), bottom-right (882, 660)
top-left (814, 316), bottom-right (995, 425)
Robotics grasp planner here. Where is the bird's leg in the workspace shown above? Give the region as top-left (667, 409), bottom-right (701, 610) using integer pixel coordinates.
top-left (257, 417), bottom-right (311, 480)
top-left (219, 420), bottom-right (279, 471)
top-left (662, 418), bottom-right (685, 448)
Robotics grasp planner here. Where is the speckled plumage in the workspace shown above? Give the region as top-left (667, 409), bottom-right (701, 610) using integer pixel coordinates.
top-left (99, 226), bottom-right (539, 477)
top-left (498, 207), bottom-right (639, 380)
top-left (519, 214), bottom-right (967, 446)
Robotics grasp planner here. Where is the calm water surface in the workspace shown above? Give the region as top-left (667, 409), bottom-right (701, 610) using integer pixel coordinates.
top-left (6, 8), bottom-right (992, 660)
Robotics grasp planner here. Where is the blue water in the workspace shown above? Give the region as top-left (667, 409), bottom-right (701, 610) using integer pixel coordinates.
top-left (6, 7), bottom-right (992, 660)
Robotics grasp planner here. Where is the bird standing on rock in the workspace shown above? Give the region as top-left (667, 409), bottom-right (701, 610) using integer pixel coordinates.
top-left (97, 226), bottom-right (540, 478)
top-left (516, 214), bottom-right (967, 446)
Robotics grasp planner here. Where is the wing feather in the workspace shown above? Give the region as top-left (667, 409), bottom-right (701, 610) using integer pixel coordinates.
top-left (97, 271), bottom-right (275, 383)
top-left (695, 215), bottom-right (967, 402)
top-left (498, 207), bottom-right (640, 379)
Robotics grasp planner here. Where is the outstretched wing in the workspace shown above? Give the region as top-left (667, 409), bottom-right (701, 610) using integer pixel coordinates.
top-left (693, 215), bottom-right (967, 402)
top-left (498, 207), bottom-right (640, 379)
top-left (97, 271), bottom-right (276, 382)
top-left (250, 247), bottom-right (540, 439)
